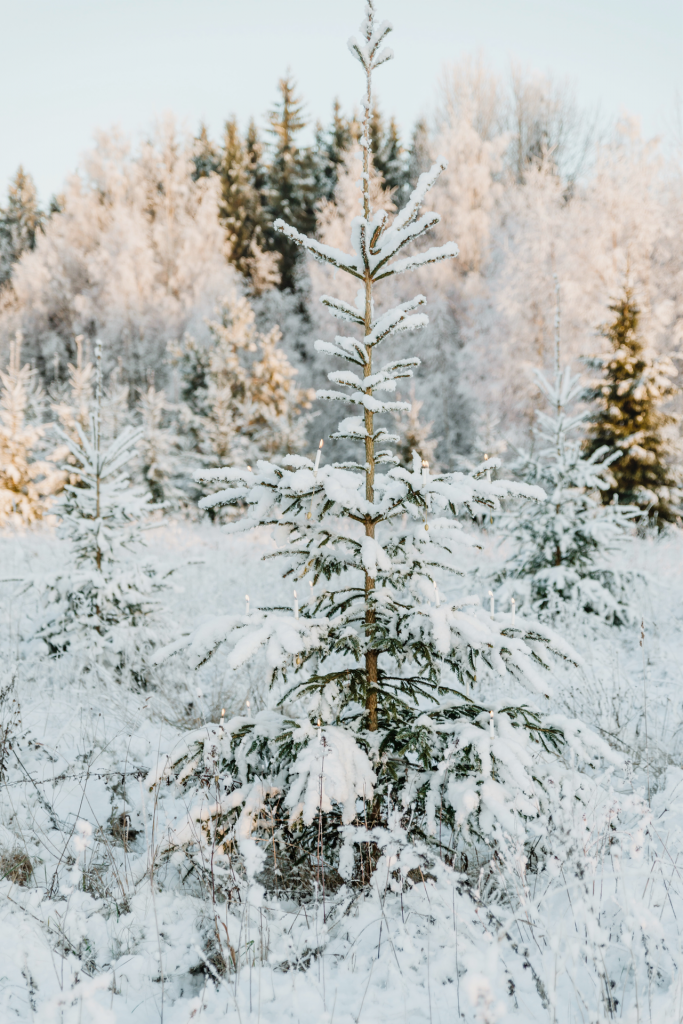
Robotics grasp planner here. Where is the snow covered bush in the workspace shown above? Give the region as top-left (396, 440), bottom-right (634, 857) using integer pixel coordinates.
top-left (496, 359), bottom-right (638, 625)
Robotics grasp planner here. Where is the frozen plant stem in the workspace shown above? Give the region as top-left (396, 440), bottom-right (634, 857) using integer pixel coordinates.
top-left (640, 618), bottom-right (650, 805)
top-left (361, 25), bottom-right (379, 731)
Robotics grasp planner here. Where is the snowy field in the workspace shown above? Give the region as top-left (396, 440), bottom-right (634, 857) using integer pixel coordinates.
top-left (2, 518), bottom-right (683, 1023)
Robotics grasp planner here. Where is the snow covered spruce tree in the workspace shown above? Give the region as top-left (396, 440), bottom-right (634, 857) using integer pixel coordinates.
top-left (583, 287), bottom-right (681, 525)
top-left (495, 366), bottom-right (638, 626)
top-left (34, 343), bottom-right (171, 687)
top-left (151, 2), bottom-right (583, 895)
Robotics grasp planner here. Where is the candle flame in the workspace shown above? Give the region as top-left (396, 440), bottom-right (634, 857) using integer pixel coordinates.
top-left (319, 439), bottom-right (324, 449)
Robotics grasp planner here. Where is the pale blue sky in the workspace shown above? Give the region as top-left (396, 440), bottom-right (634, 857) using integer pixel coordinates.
top-left (1, 0), bottom-right (681, 202)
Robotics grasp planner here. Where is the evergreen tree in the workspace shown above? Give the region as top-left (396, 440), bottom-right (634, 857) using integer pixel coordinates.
top-left (583, 289), bottom-right (680, 524)
top-left (314, 99), bottom-right (356, 202)
top-left (153, 4), bottom-right (582, 897)
top-left (264, 75), bottom-right (318, 291)
top-left (376, 115), bottom-right (407, 194)
top-left (34, 344), bottom-right (170, 687)
top-left (392, 391), bottom-right (439, 468)
top-left (191, 123), bottom-right (220, 181)
top-left (407, 118), bottom-right (431, 188)
top-left (136, 385), bottom-right (181, 506)
top-left (0, 167), bottom-right (43, 287)
top-left (0, 333), bottom-right (62, 525)
top-left (217, 118), bottom-right (277, 289)
top-left (496, 365), bottom-right (638, 625)
top-left (368, 105), bottom-right (408, 195)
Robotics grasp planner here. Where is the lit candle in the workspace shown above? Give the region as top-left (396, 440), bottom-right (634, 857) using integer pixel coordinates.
top-left (484, 453), bottom-right (491, 484)
top-left (489, 710), bottom-right (494, 739)
top-left (489, 591), bottom-right (495, 619)
top-left (511, 597), bottom-right (515, 627)
top-left (246, 699), bottom-right (251, 718)
top-left (317, 717), bottom-right (322, 740)
top-left (313, 438), bottom-right (324, 477)
top-left (433, 580), bottom-right (440, 607)
top-left (422, 460), bottom-right (429, 490)
top-left (220, 707), bottom-right (225, 732)
top-left (245, 594), bottom-right (250, 615)
top-left (293, 590), bottom-right (299, 619)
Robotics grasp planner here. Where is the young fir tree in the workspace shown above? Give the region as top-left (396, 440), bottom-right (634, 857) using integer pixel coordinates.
top-left (264, 75), bottom-right (318, 291)
top-left (497, 370), bottom-right (639, 625)
top-left (151, 2), bottom-right (580, 895)
top-left (583, 289), bottom-right (680, 524)
top-left (0, 167), bottom-right (43, 287)
top-left (136, 385), bottom-right (181, 506)
top-left (34, 343), bottom-right (170, 687)
top-left (0, 334), bottom-right (62, 525)
top-left (496, 282), bottom-right (638, 625)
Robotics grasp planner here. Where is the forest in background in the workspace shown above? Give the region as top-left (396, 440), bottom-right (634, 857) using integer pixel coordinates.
top-left (0, 58), bottom-right (680, 482)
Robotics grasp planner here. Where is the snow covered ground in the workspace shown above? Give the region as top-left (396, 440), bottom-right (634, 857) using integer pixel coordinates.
top-left (1, 518), bottom-right (683, 1022)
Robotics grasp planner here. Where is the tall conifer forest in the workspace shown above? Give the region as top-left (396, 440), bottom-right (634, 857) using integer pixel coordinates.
top-left (0, 3), bottom-right (682, 1021)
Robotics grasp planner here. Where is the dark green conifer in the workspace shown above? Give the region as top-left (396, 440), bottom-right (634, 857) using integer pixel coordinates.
top-left (0, 167), bottom-right (43, 287)
top-left (191, 124), bottom-right (220, 181)
top-left (263, 75), bottom-right (317, 292)
top-left (314, 99), bottom-right (356, 201)
top-left (583, 289), bottom-right (680, 524)
top-left (217, 117), bottom-right (269, 281)
top-left (369, 106), bottom-right (407, 195)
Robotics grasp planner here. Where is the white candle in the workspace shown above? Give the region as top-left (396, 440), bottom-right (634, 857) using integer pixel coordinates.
top-left (245, 594), bottom-right (250, 615)
top-left (220, 707), bottom-right (225, 732)
top-left (433, 580), bottom-right (440, 607)
top-left (246, 699), bottom-right (251, 718)
top-left (422, 460), bottom-right (429, 490)
top-left (489, 710), bottom-right (495, 739)
top-left (489, 590), bottom-right (495, 619)
top-left (484, 453), bottom-right (491, 484)
top-left (293, 590), bottom-right (299, 619)
top-left (313, 438), bottom-right (324, 477)
top-left (511, 597), bottom-right (515, 626)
